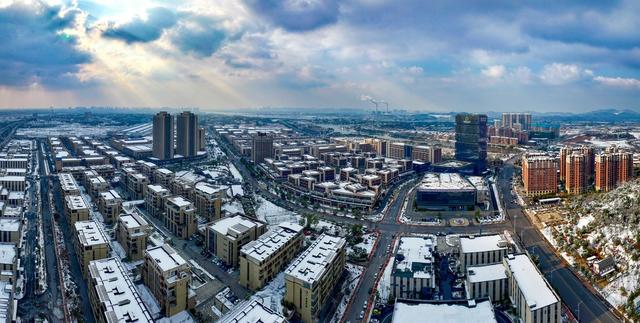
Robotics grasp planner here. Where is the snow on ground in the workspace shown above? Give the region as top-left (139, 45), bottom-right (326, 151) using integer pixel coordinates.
top-left (576, 215), bottom-right (594, 230)
top-left (222, 200), bottom-right (244, 215)
top-left (230, 184), bottom-right (244, 197)
top-left (602, 267), bottom-right (640, 307)
top-left (253, 271), bottom-right (286, 315)
top-left (329, 263), bottom-right (364, 323)
top-left (587, 138), bottom-right (631, 148)
top-left (350, 232), bottom-right (378, 257)
top-left (136, 283), bottom-right (162, 318)
top-left (111, 240), bottom-right (127, 259)
top-left (255, 196), bottom-right (300, 225)
top-left (156, 310), bottom-right (195, 323)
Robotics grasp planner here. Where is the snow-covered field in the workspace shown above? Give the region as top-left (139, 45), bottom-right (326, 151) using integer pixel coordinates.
top-left (255, 196), bottom-right (300, 226)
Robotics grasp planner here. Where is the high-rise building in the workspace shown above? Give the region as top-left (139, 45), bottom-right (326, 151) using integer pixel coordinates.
top-left (595, 146), bottom-right (633, 192)
top-left (197, 127), bottom-right (206, 152)
top-left (251, 132), bottom-right (273, 164)
top-left (559, 145), bottom-right (595, 192)
top-left (522, 154), bottom-right (558, 196)
top-left (176, 111), bottom-right (199, 157)
top-left (501, 112), bottom-right (532, 130)
top-left (153, 111), bottom-right (174, 160)
top-left (455, 113), bottom-right (488, 174)
top-left (565, 153), bottom-right (587, 194)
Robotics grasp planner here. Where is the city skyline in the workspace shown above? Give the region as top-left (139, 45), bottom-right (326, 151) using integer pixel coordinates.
top-left (0, 0), bottom-right (639, 112)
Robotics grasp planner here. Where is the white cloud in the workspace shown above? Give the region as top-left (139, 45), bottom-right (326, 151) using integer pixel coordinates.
top-left (593, 76), bottom-right (640, 88)
top-left (482, 65), bottom-right (506, 78)
top-left (539, 63), bottom-right (583, 85)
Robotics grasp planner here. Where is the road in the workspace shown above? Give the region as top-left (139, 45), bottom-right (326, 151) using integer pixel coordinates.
top-left (498, 158), bottom-right (619, 323)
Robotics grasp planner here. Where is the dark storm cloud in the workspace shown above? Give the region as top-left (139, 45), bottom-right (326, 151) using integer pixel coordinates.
top-left (102, 7), bottom-right (177, 43)
top-left (0, 2), bottom-right (90, 87)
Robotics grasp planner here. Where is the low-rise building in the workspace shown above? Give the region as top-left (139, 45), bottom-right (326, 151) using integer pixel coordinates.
top-left (206, 215), bottom-right (266, 268)
top-left (153, 168), bottom-right (175, 187)
top-left (465, 263), bottom-right (508, 302)
top-left (218, 299), bottom-right (286, 323)
top-left (193, 182), bottom-right (223, 221)
top-left (64, 195), bottom-right (90, 225)
top-left (391, 236), bottom-right (437, 299)
top-left (284, 234), bottom-right (346, 323)
top-left (142, 245), bottom-right (192, 317)
top-left (117, 213), bottom-right (150, 261)
top-left (87, 257), bottom-right (154, 323)
top-left (88, 175), bottom-right (110, 199)
top-left (97, 190), bottom-right (122, 224)
top-left (74, 220), bottom-right (110, 277)
top-left (59, 173), bottom-right (80, 196)
top-left (164, 196), bottom-right (197, 239)
top-left (127, 172), bottom-right (149, 200)
top-left (0, 218), bottom-right (21, 243)
top-left (459, 234), bottom-right (509, 270)
top-left (391, 298), bottom-right (497, 323)
top-left (239, 222), bottom-right (304, 290)
top-left (0, 243), bottom-right (16, 284)
top-left (504, 254), bottom-right (561, 323)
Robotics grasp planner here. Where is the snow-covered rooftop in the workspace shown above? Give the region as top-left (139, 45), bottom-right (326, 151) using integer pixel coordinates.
top-left (218, 299), bottom-right (286, 323)
top-left (119, 213), bottom-right (149, 230)
top-left (241, 222), bottom-right (303, 263)
top-left (418, 173), bottom-right (475, 191)
top-left (505, 254), bottom-right (558, 310)
top-left (146, 184), bottom-right (169, 194)
top-left (393, 236), bottom-right (436, 279)
top-left (65, 195), bottom-right (89, 210)
top-left (466, 263), bottom-right (507, 283)
top-left (166, 196), bottom-right (193, 209)
top-left (88, 257), bottom-right (153, 322)
top-left (146, 244), bottom-right (188, 273)
top-left (210, 215), bottom-right (262, 237)
top-left (75, 220), bottom-right (109, 247)
top-left (0, 244), bottom-right (15, 265)
top-left (391, 299), bottom-right (496, 323)
top-left (459, 234), bottom-right (508, 254)
top-left (285, 234), bottom-right (345, 285)
top-left (0, 218), bottom-right (20, 232)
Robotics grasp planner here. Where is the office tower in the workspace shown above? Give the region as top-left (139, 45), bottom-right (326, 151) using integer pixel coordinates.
top-left (176, 111), bottom-right (199, 157)
top-left (501, 112), bottom-right (532, 130)
top-left (595, 147), bottom-right (633, 192)
top-left (522, 154), bottom-right (558, 196)
top-left (455, 113), bottom-right (488, 174)
top-left (251, 132), bottom-right (273, 164)
top-left (197, 127), bottom-right (206, 151)
top-left (153, 111), bottom-right (174, 160)
top-left (565, 153), bottom-right (587, 194)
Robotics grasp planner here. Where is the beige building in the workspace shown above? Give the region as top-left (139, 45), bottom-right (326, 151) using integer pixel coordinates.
top-left (145, 184), bottom-right (170, 218)
top-left (88, 175), bottom-right (109, 199)
top-left (193, 182), bottom-right (224, 221)
top-left (0, 218), bottom-right (21, 243)
top-left (153, 168), bottom-right (175, 187)
top-left (117, 213), bottom-right (150, 261)
top-left (127, 172), bottom-right (149, 200)
top-left (0, 243), bottom-right (17, 284)
top-left (59, 172), bottom-right (80, 196)
top-left (88, 257), bottom-right (154, 323)
top-left (74, 220), bottom-right (110, 278)
top-left (153, 111), bottom-right (174, 160)
top-left (206, 215), bottom-right (266, 268)
top-left (284, 234), bottom-right (346, 323)
top-left (64, 195), bottom-right (90, 225)
top-left (239, 222), bottom-right (304, 290)
top-left (460, 234), bottom-right (510, 270)
top-left (504, 254), bottom-right (561, 323)
top-left (143, 245), bottom-right (192, 317)
top-left (465, 263), bottom-right (508, 302)
top-left (97, 190), bottom-right (122, 224)
top-left (164, 196), bottom-right (197, 239)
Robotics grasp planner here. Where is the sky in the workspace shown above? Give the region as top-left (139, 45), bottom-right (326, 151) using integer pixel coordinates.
top-left (0, 0), bottom-right (639, 113)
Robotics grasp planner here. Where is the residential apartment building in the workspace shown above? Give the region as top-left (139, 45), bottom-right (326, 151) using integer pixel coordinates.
top-left (153, 168), bottom-right (175, 187)
top-left (207, 215), bottom-right (266, 268)
top-left (465, 263), bottom-right (508, 302)
top-left (459, 234), bottom-right (510, 270)
top-left (391, 236), bottom-right (437, 299)
top-left (127, 172), bottom-right (149, 200)
top-left (504, 254), bottom-right (561, 323)
top-left (64, 195), bottom-right (90, 225)
top-left (595, 146), bottom-right (633, 192)
top-left (251, 132), bottom-right (273, 164)
top-left (59, 172), bottom-right (80, 196)
top-left (501, 112), bottom-right (532, 130)
top-left (74, 220), bottom-right (110, 277)
top-left (411, 145), bottom-right (442, 164)
top-left (88, 175), bottom-right (109, 199)
top-left (145, 184), bottom-right (171, 218)
top-left (193, 182), bottom-right (223, 221)
top-left (143, 245), bottom-right (192, 317)
top-left (164, 196), bottom-right (197, 239)
top-left (153, 111), bottom-right (174, 160)
top-left (565, 153), bottom-right (587, 194)
top-left (117, 213), bottom-right (150, 261)
top-left (522, 154), bottom-right (558, 196)
top-left (0, 218), bottom-right (21, 243)
top-left (0, 243), bottom-right (17, 284)
top-left (88, 257), bottom-right (154, 323)
top-left (239, 222), bottom-right (304, 290)
top-left (176, 111), bottom-right (199, 158)
top-left (284, 234), bottom-right (346, 323)
top-left (97, 190), bottom-right (122, 224)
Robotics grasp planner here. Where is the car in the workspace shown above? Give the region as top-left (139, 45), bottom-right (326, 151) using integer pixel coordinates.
top-left (359, 311), bottom-right (365, 319)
